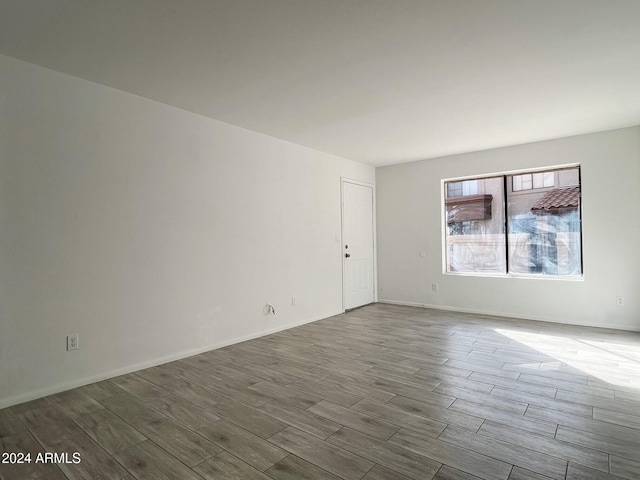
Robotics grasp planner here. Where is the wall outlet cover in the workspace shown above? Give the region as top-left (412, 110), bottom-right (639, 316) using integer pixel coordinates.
top-left (67, 334), bottom-right (79, 351)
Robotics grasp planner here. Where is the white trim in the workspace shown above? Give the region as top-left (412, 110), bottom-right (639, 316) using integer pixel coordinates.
top-left (443, 271), bottom-right (584, 281)
top-left (440, 179), bottom-right (447, 273)
top-left (0, 309), bottom-right (343, 409)
top-left (440, 162), bottom-right (581, 184)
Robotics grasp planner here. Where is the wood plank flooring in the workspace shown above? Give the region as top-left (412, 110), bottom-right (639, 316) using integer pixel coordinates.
top-left (2, 304), bottom-right (640, 480)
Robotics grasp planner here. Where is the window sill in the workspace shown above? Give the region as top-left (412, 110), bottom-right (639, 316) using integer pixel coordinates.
top-left (443, 271), bottom-right (584, 281)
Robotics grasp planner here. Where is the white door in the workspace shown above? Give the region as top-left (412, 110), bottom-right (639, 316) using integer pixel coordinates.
top-left (342, 181), bottom-right (375, 310)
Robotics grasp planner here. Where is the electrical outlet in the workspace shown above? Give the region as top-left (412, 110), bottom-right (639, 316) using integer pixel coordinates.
top-left (67, 334), bottom-right (79, 351)
top-left (616, 296), bottom-right (624, 306)
top-left (432, 283), bottom-right (439, 292)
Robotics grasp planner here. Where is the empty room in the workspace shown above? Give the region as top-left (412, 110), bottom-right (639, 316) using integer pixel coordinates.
top-left (1, 1), bottom-right (640, 480)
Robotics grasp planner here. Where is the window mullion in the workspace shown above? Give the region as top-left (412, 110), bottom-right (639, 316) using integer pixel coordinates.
top-left (503, 175), bottom-right (510, 274)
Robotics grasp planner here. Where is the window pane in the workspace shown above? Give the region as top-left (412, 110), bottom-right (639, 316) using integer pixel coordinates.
top-left (513, 176), bottom-right (522, 191)
top-left (532, 172), bottom-right (543, 189)
top-left (447, 182), bottom-right (462, 198)
top-left (445, 176), bottom-right (505, 273)
top-left (462, 180), bottom-right (478, 196)
top-left (507, 167), bottom-right (581, 276)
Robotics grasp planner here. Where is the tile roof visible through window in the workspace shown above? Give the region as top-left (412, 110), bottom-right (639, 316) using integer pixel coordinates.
top-left (531, 186), bottom-right (580, 213)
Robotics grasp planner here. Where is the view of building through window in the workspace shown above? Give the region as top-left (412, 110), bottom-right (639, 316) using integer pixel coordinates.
top-left (444, 166), bottom-right (582, 276)
top-left (512, 171), bottom-right (555, 191)
top-left (447, 179), bottom-right (479, 198)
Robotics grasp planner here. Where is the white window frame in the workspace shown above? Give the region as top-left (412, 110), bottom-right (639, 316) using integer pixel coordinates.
top-left (441, 164), bottom-right (583, 280)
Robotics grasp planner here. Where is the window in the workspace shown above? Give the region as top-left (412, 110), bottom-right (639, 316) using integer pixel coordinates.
top-left (444, 166), bottom-right (582, 277)
top-left (512, 172), bottom-right (555, 191)
top-left (447, 180), bottom-right (479, 198)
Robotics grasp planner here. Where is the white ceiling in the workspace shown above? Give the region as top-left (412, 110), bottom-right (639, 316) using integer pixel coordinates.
top-left (2, 1), bottom-right (640, 166)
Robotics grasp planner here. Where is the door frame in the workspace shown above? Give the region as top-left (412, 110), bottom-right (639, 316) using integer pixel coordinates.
top-left (341, 177), bottom-right (377, 311)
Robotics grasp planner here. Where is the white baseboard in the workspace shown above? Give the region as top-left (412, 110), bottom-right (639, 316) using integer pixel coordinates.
top-left (0, 309), bottom-right (343, 409)
top-left (377, 299), bottom-right (639, 332)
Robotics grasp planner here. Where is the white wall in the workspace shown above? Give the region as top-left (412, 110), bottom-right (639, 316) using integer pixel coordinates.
top-left (377, 126), bottom-right (640, 332)
top-left (0, 56), bottom-right (374, 408)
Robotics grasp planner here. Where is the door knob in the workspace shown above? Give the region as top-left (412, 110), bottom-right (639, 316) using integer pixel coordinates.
top-left (345, 253), bottom-right (351, 258)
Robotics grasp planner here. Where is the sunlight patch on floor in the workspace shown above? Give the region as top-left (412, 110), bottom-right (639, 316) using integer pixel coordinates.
top-left (495, 328), bottom-right (640, 389)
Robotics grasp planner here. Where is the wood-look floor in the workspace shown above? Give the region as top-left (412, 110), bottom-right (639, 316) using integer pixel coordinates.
top-left (2, 304), bottom-right (640, 480)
